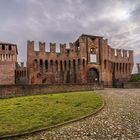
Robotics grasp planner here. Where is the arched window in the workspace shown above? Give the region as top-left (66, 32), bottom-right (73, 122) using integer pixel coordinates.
top-left (116, 63), bottom-right (118, 72)
top-left (112, 63), bottom-right (115, 72)
top-left (108, 61), bottom-right (110, 72)
top-left (50, 60), bottom-right (53, 72)
top-left (64, 60), bottom-right (67, 70)
top-left (24, 71), bottom-right (26, 77)
top-left (69, 60), bottom-right (71, 70)
top-left (104, 60), bottom-right (107, 69)
top-left (9, 45), bottom-right (12, 50)
top-left (34, 59), bottom-right (38, 71)
top-left (60, 60), bottom-right (63, 72)
top-left (78, 59), bottom-right (80, 69)
top-left (22, 71), bottom-right (24, 77)
top-left (2, 44), bottom-right (5, 50)
top-left (6, 54), bottom-right (8, 60)
top-left (40, 59), bottom-right (43, 72)
top-left (45, 60), bottom-right (48, 71)
top-left (120, 63), bottom-right (122, 73)
top-left (19, 71), bottom-right (21, 77)
top-left (73, 59), bottom-right (76, 71)
top-left (17, 71), bottom-right (19, 77)
top-left (55, 60), bottom-right (58, 72)
top-left (40, 59), bottom-right (43, 65)
top-left (126, 63), bottom-right (127, 73)
top-left (122, 63), bottom-right (124, 73)
top-left (83, 59), bottom-right (85, 69)
top-left (73, 59), bottom-right (76, 83)
top-left (129, 63), bottom-right (131, 72)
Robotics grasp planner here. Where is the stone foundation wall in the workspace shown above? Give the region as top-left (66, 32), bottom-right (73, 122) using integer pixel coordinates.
top-left (124, 82), bottom-right (140, 88)
top-left (0, 83), bottom-right (103, 98)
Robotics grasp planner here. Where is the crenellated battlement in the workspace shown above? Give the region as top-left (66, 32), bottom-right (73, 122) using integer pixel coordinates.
top-left (27, 40), bottom-right (34, 52)
top-left (27, 40), bottom-right (34, 46)
top-left (0, 42), bottom-right (17, 62)
top-left (39, 42), bottom-right (45, 52)
top-left (50, 42), bottom-right (56, 53)
top-left (103, 41), bottom-right (133, 66)
top-left (27, 41), bottom-right (79, 55)
top-left (107, 45), bottom-right (133, 59)
top-left (60, 43), bottom-right (66, 53)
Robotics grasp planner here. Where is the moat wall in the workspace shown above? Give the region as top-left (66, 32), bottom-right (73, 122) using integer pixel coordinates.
top-left (0, 83), bottom-right (103, 98)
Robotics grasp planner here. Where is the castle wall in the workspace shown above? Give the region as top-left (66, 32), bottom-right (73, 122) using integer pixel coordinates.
top-left (26, 34), bottom-right (134, 86)
top-left (124, 82), bottom-right (140, 88)
top-left (27, 40), bottom-right (88, 84)
top-left (0, 62), bottom-right (16, 85)
top-left (0, 83), bottom-right (103, 98)
top-left (100, 39), bottom-right (133, 86)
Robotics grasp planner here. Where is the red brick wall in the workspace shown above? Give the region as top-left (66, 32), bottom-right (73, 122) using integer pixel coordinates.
top-left (0, 84), bottom-right (104, 98)
top-left (0, 62), bottom-right (16, 85)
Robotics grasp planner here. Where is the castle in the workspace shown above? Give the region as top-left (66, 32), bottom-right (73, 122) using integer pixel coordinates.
top-left (0, 34), bottom-right (134, 86)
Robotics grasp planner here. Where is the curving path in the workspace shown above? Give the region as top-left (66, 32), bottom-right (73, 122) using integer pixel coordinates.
top-left (18, 89), bottom-right (140, 140)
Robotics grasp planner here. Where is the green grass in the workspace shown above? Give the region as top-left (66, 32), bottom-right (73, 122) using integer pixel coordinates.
top-left (0, 91), bottom-right (102, 136)
top-left (129, 74), bottom-right (140, 82)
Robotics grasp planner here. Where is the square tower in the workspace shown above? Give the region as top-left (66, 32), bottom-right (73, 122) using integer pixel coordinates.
top-left (0, 42), bottom-right (18, 85)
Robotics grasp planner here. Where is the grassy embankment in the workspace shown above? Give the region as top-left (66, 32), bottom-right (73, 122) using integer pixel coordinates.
top-left (0, 91), bottom-right (102, 136)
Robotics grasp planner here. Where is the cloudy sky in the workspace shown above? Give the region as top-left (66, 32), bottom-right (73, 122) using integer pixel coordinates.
top-left (0, 0), bottom-right (140, 72)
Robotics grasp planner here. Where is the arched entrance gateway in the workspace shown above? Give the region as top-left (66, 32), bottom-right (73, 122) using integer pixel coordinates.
top-left (87, 68), bottom-right (99, 83)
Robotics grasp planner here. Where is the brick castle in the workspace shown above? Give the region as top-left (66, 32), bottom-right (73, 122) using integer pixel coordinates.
top-left (0, 34), bottom-right (134, 86)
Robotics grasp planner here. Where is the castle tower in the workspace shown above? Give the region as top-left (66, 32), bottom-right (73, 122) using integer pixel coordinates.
top-left (0, 42), bottom-right (18, 85)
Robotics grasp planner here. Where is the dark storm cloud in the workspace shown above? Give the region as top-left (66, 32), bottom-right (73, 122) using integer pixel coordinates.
top-left (0, 0), bottom-right (140, 72)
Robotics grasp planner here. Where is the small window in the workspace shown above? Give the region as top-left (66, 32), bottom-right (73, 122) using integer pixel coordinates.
top-left (78, 46), bottom-right (80, 51)
top-left (90, 48), bottom-right (96, 54)
top-left (76, 45), bottom-right (80, 52)
top-left (66, 50), bottom-right (70, 56)
top-left (2, 44), bottom-right (5, 50)
top-left (104, 60), bottom-right (107, 69)
top-left (9, 45), bottom-right (12, 50)
top-left (90, 48), bottom-right (93, 53)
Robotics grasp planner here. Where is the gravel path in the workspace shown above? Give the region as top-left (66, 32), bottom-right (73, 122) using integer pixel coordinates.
top-left (18, 89), bottom-right (140, 140)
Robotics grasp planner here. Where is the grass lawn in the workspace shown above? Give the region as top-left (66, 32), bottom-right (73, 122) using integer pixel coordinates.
top-left (0, 91), bottom-right (102, 136)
